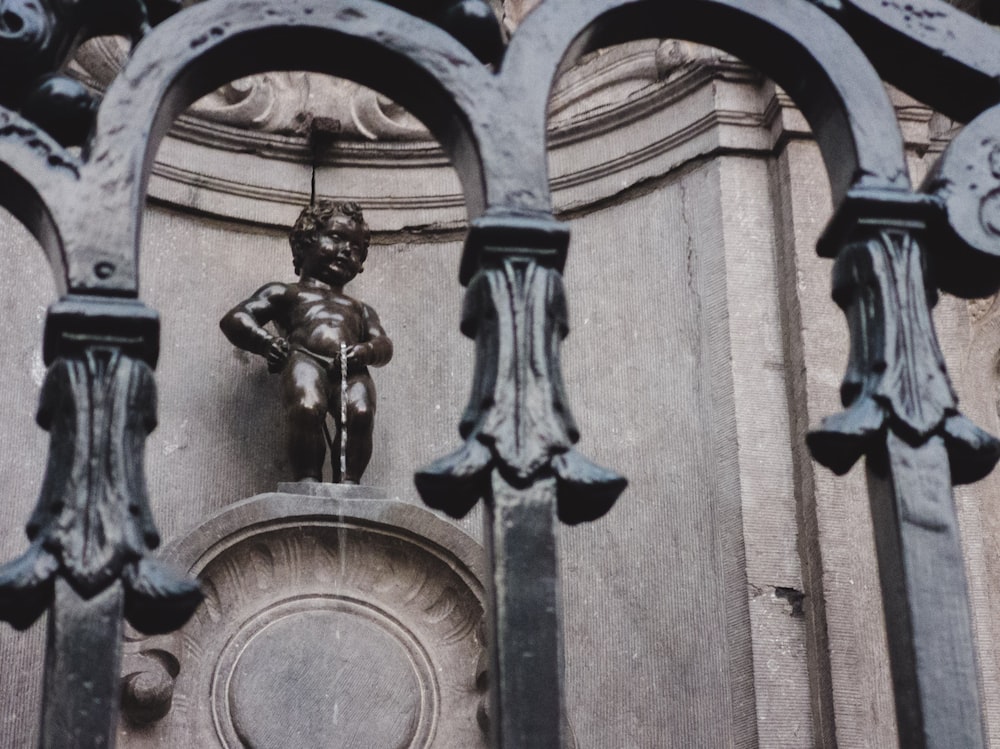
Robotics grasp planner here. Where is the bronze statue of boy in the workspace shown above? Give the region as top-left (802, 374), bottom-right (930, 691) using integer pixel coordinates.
top-left (220, 201), bottom-right (393, 484)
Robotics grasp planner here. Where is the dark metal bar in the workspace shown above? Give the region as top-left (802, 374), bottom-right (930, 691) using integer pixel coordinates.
top-left (40, 579), bottom-right (125, 749)
top-left (866, 434), bottom-right (985, 748)
top-left (808, 214), bottom-right (999, 747)
top-left (810, 0), bottom-right (1000, 123)
top-left (418, 239), bottom-right (624, 749)
top-left (484, 474), bottom-right (564, 749)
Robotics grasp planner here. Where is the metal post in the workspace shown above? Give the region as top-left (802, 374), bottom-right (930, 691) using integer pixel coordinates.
top-left (40, 580), bottom-right (125, 749)
top-left (867, 434), bottom-right (985, 748)
top-left (808, 217), bottom-right (1000, 748)
top-left (484, 475), bottom-right (564, 749)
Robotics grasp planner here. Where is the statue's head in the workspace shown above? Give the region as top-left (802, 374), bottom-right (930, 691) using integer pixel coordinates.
top-left (290, 200), bottom-right (371, 283)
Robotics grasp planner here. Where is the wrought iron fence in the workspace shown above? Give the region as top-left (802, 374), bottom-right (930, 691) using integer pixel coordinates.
top-left (0, 0), bottom-right (997, 746)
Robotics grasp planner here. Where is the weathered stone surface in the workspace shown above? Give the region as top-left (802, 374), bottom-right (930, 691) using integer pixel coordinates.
top-left (228, 608), bottom-right (422, 748)
top-left (0, 217), bottom-right (59, 748)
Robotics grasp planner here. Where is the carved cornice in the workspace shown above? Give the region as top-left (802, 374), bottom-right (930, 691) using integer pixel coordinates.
top-left (76, 36), bottom-right (738, 146)
top-left (130, 40), bottom-right (781, 229)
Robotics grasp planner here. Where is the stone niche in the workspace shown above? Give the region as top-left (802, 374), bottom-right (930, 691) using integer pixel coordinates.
top-left (117, 488), bottom-right (488, 749)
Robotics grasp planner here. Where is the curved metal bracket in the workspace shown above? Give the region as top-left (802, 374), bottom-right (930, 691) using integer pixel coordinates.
top-left (810, 0), bottom-right (1000, 123)
top-left (921, 103), bottom-right (1000, 297)
top-left (0, 106), bottom-right (79, 293)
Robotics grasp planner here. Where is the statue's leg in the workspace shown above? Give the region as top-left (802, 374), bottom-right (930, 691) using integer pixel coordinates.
top-left (281, 353), bottom-right (328, 481)
top-left (343, 374), bottom-right (376, 484)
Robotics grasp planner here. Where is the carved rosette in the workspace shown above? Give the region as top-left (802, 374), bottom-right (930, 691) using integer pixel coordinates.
top-left (807, 224), bottom-right (1000, 484)
top-left (0, 299), bottom-right (200, 635)
top-left (416, 252), bottom-right (626, 525)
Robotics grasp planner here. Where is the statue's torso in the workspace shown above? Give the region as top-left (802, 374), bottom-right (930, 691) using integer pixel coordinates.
top-left (278, 284), bottom-right (367, 358)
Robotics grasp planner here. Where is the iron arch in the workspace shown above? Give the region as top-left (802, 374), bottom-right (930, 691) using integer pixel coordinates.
top-left (0, 107), bottom-right (78, 293)
top-left (502, 0), bottom-right (911, 216)
top-left (69, 0), bottom-right (501, 294)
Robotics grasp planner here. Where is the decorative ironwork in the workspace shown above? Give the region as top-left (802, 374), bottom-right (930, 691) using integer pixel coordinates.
top-left (416, 253), bottom-right (626, 525)
top-left (0, 298), bottom-right (201, 636)
top-left (807, 223), bottom-right (1000, 485)
top-left (0, 0), bottom-right (996, 747)
top-left (0, 0), bottom-right (183, 145)
top-left (407, 0), bottom-right (506, 63)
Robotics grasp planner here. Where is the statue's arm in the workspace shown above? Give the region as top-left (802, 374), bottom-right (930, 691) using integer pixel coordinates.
top-left (355, 303), bottom-right (393, 368)
top-left (219, 283), bottom-right (289, 357)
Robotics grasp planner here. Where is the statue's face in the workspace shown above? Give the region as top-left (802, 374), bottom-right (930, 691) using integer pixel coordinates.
top-left (299, 216), bottom-right (367, 287)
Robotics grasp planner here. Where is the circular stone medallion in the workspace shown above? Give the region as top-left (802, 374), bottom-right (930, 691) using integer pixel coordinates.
top-left (224, 601), bottom-right (429, 749)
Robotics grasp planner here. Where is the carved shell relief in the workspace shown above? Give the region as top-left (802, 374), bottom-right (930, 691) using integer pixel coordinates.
top-left (73, 36), bottom-right (429, 141)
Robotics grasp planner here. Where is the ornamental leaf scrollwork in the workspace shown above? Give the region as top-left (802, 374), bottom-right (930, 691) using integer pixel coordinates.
top-left (807, 226), bottom-right (1000, 485)
top-left (416, 257), bottom-right (627, 525)
top-left (0, 302), bottom-right (201, 635)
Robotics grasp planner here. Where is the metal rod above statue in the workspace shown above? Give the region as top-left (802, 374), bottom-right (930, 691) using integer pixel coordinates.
top-left (220, 201), bottom-right (393, 484)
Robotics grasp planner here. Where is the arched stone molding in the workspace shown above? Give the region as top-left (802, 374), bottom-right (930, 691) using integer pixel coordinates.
top-left (138, 40), bottom-right (767, 232)
top-left (74, 33), bottom-right (910, 237)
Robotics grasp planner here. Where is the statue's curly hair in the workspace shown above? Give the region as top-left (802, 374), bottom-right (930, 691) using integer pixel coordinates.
top-left (289, 200), bottom-right (371, 274)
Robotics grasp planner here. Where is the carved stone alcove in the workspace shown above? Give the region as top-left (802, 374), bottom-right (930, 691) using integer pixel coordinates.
top-left (117, 488), bottom-right (488, 749)
top-left (69, 32), bottom-right (743, 231)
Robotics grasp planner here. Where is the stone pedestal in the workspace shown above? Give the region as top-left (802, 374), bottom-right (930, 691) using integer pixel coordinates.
top-left (117, 487), bottom-right (488, 749)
